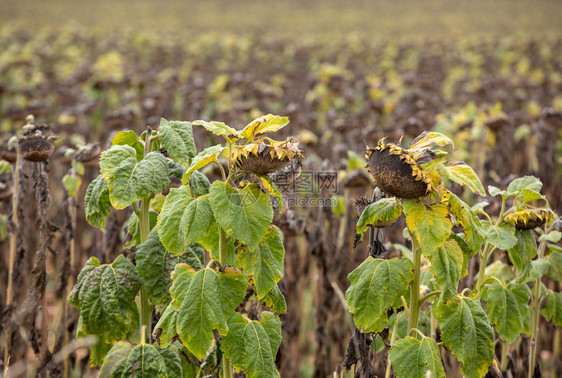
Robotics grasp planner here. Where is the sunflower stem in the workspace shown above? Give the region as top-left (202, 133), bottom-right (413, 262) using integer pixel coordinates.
top-left (407, 232), bottom-right (422, 334)
top-left (138, 131), bottom-right (154, 343)
top-left (476, 196), bottom-right (506, 295)
top-left (219, 226), bottom-right (232, 378)
top-left (501, 341), bottom-right (509, 373)
top-left (528, 224), bottom-right (551, 378)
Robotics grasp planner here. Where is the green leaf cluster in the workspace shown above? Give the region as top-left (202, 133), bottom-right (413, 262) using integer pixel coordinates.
top-left (346, 257), bottom-right (413, 333)
top-left (75, 116), bottom-right (293, 376)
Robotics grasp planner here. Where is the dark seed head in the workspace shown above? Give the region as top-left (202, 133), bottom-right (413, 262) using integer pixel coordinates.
top-left (236, 154), bottom-right (292, 175)
top-left (368, 149), bottom-right (428, 199)
top-left (74, 143), bottom-right (101, 163)
top-left (506, 209), bottom-right (555, 231)
top-left (19, 138), bottom-right (54, 162)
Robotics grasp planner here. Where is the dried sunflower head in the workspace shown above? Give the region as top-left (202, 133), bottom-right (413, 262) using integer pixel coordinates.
top-left (232, 137), bottom-right (302, 175)
top-left (505, 208), bottom-right (556, 230)
top-left (74, 142), bottom-right (101, 164)
top-left (19, 121), bottom-right (56, 163)
top-left (367, 139), bottom-right (434, 199)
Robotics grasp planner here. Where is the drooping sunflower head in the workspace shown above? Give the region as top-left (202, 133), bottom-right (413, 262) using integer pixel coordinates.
top-left (232, 137), bottom-right (303, 175)
top-left (505, 208), bottom-right (556, 230)
top-left (18, 118), bottom-right (56, 163)
top-left (366, 138), bottom-right (435, 199)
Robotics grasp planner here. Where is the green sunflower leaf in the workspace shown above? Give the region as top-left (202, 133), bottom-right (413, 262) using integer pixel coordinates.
top-left (136, 230), bottom-right (204, 311)
top-left (221, 312), bottom-right (282, 378)
top-left (159, 118), bottom-right (197, 167)
top-left (209, 181), bottom-right (273, 251)
top-left (542, 291), bottom-right (562, 327)
top-left (157, 187), bottom-right (215, 255)
top-left (237, 226), bottom-right (284, 299)
top-left (99, 341), bottom-right (182, 377)
top-left (84, 174), bottom-right (111, 229)
top-left (346, 257), bottom-right (413, 333)
top-left (67, 255), bottom-right (141, 342)
top-left (171, 264), bottom-right (247, 359)
top-left (100, 145), bottom-right (170, 210)
top-left (429, 239), bottom-right (463, 301)
top-left (389, 336), bottom-right (445, 378)
top-left (436, 296), bottom-right (494, 378)
top-left (482, 282), bottom-right (531, 343)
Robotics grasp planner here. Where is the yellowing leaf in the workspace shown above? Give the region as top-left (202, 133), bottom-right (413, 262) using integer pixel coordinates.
top-left (193, 120), bottom-right (238, 139)
top-left (181, 145), bottom-right (225, 183)
top-left (440, 161), bottom-right (486, 196)
top-left (111, 130), bottom-right (144, 160)
top-left (356, 198), bottom-right (403, 236)
top-left (240, 114), bottom-right (289, 140)
top-left (448, 192), bottom-right (484, 252)
top-left (409, 131), bottom-right (454, 150)
top-left (403, 199), bottom-right (452, 256)
top-left (62, 174), bottom-right (82, 197)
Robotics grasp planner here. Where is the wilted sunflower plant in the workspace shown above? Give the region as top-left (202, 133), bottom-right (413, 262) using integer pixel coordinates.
top-left (70, 114), bottom-right (301, 376)
top-left (348, 132), bottom-right (561, 378)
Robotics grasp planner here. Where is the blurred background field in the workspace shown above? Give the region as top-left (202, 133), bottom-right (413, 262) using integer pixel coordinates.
top-left (0, 0), bottom-right (561, 377)
top-left (2, 0), bottom-right (562, 39)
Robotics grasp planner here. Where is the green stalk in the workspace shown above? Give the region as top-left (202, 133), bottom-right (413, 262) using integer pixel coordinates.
top-left (500, 342), bottom-right (509, 373)
top-left (476, 242), bottom-right (491, 293)
top-left (553, 329), bottom-right (561, 371)
top-left (476, 196), bottom-right (506, 294)
top-left (138, 197), bottom-right (152, 342)
top-left (407, 233), bottom-right (421, 334)
top-left (430, 310), bottom-right (438, 341)
top-left (528, 280), bottom-right (540, 378)
top-left (528, 232), bottom-right (549, 378)
top-left (138, 133), bottom-right (154, 343)
top-left (218, 227), bottom-right (232, 378)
